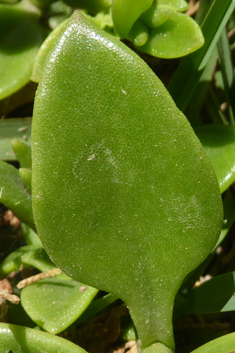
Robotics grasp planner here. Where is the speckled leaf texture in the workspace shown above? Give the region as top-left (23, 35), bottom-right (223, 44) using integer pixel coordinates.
top-left (32, 12), bottom-right (223, 352)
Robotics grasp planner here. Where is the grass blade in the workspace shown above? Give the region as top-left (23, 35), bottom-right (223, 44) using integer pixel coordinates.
top-left (217, 28), bottom-right (235, 124)
top-left (168, 0), bottom-right (235, 112)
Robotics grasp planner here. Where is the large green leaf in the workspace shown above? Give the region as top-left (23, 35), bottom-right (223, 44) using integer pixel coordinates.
top-left (0, 323), bottom-right (87, 353)
top-left (32, 12), bottom-right (222, 352)
top-left (21, 278), bottom-right (98, 333)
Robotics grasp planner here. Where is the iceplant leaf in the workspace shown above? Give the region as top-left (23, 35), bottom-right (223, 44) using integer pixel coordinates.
top-left (112, 0), bottom-right (153, 38)
top-left (21, 278), bottom-right (98, 334)
top-left (157, 0), bottom-right (188, 12)
top-left (0, 117), bottom-right (31, 161)
top-left (139, 11), bottom-right (204, 58)
top-left (32, 12), bottom-right (222, 352)
top-left (0, 160), bottom-right (35, 230)
top-left (195, 125), bottom-right (235, 193)
top-left (0, 2), bottom-right (44, 100)
top-left (0, 322), bottom-right (87, 353)
top-left (11, 139), bottom-right (32, 169)
top-left (0, 245), bottom-right (36, 276)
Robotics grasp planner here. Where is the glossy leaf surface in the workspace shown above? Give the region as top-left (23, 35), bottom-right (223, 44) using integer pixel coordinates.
top-left (112, 0), bottom-right (153, 38)
top-left (21, 278), bottom-right (98, 333)
top-left (139, 11), bottom-right (204, 58)
top-left (32, 12), bottom-right (222, 351)
top-left (158, 0), bottom-right (188, 11)
top-left (0, 323), bottom-right (86, 353)
top-left (31, 19), bottom-right (68, 83)
top-left (0, 2), bottom-right (43, 100)
top-left (195, 125), bottom-right (235, 193)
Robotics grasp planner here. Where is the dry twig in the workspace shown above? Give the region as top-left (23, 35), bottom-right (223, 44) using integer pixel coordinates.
top-left (17, 268), bottom-right (62, 289)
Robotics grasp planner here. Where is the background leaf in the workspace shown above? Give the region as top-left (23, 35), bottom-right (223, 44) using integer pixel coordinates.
top-left (0, 322), bottom-right (87, 352)
top-left (21, 278), bottom-right (98, 334)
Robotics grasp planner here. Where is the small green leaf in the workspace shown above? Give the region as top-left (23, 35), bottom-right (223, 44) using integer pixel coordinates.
top-left (0, 323), bottom-right (87, 353)
top-left (21, 223), bottom-right (42, 247)
top-left (195, 125), bottom-right (235, 193)
top-left (11, 139), bottom-right (32, 169)
top-left (21, 247), bottom-right (56, 272)
top-left (21, 278), bottom-right (98, 333)
top-left (141, 5), bottom-right (173, 28)
top-left (0, 1), bottom-right (44, 100)
top-left (127, 20), bottom-right (149, 47)
top-left (0, 118), bottom-right (31, 161)
top-left (19, 168), bottom-right (32, 192)
top-left (0, 160), bottom-right (35, 230)
top-left (112, 0), bottom-right (153, 38)
top-left (139, 11), bottom-right (204, 58)
top-left (158, 0), bottom-right (188, 12)
top-left (0, 245), bottom-right (36, 276)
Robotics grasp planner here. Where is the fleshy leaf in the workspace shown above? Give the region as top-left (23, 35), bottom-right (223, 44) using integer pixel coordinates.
top-left (127, 20), bottom-right (149, 47)
top-left (11, 139), bottom-right (32, 169)
top-left (141, 5), bottom-right (173, 28)
top-left (21, 278), bottom-right (98, 333)
top-left (195, 125), bottom-right (235, 193)
top-left (0, 160), bottom-right (34, 230)
top-left (21, 247), bottom-right (56, 272)
top-left (21, 223), bottom-right (42, 247)
top-left (0, 1), bottom-right (44, 100)
top-left (31, 19), bottom-right (68, 83)
top-left (32, 12), bottom-right (222, 352)
top-left (0, 323), bottom-right (87, 353)
top-left (0, 118), bottom-right (31, 161)
top-left (19, 168), bottom-right (32, 192)
top-left (158, 0), bottom-right (188, 12)
top-left (139, 11), bottom-right (204, 58)
top-left (112, 0), bottom-right (153, 38)
top-left (0, 245), bottom-right (36, 276)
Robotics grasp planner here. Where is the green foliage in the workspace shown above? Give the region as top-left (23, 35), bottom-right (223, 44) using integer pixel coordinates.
top-left (32, 11), bottom-right (222, 352)
top-left (0, 0), bottom-right (44, 100)
top-left (21, 278), bottom-right (98, 334)
top-left (0, 323), bottom-right (87, 352)
top-left (0, 1), bottom-right (235, 353)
